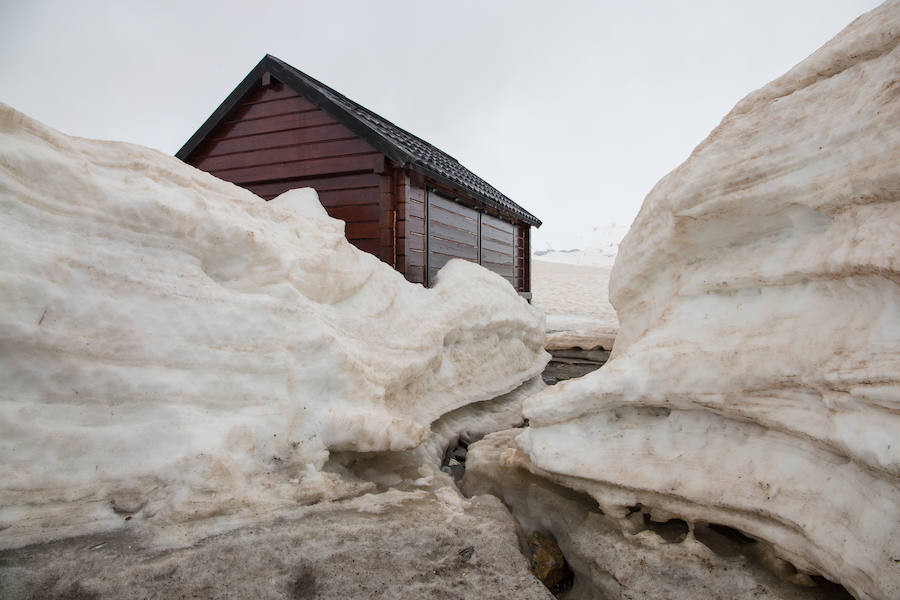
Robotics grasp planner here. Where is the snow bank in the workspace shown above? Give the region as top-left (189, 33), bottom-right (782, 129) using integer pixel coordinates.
top-left (532, 236), bottom-right (621, 349)
top-left (0, 103), bottom-right (548, 548)
top-left (531, 258), bottom-right (619, 351)
top-left (516, 3), bottom-right (900, 599)
top-left (532, 247), bottom-right (618, 269)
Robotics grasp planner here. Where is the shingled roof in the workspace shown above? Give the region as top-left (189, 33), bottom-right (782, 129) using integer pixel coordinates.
top-left (176, 55), bottom-right (541, 227)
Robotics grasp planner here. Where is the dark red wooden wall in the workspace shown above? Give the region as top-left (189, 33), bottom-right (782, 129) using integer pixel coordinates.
top-left (184, 79), bottom-right (393, 262)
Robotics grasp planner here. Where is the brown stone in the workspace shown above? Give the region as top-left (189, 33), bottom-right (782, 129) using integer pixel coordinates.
top-left (527, 531), bottom-right (572, 593)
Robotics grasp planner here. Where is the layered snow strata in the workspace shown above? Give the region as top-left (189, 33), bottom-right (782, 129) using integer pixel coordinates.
top-left (0, 103), bottom-right (548, 548)
top-left (518, 3), bottom-right (900, 600)
top-left (465, 430), bottom-right (852, 600)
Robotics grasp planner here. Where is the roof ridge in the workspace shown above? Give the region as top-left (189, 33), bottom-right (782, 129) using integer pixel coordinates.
top-left (179, 55), bottom-right (541, 227)
top-left (268, 55), bottom-right (465, 168)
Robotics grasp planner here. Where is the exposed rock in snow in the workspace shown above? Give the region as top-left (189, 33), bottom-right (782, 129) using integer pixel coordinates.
top-left (0, 102), bottom-right (548, 550)
top-left (513, 3), bottom-right (900, 599)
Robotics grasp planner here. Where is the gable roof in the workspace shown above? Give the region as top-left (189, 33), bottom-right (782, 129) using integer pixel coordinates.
top-left (176, 54), bottom-right (541, 227)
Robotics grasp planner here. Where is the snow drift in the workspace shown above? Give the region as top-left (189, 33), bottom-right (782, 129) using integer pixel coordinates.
top-left (479, 3), bottom-right (900, 600)
top-left (0, 103), bottom-right (548, 548)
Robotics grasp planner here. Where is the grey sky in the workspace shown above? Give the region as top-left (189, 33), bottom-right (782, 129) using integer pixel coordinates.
top-left (0, 0), bottom-right (882, 249)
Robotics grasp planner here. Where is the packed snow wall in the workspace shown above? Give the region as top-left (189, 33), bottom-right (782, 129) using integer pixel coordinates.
top-left (469, 3), bottom-right (900, 600)
top-left (0, 103), bottom-right (549, 549)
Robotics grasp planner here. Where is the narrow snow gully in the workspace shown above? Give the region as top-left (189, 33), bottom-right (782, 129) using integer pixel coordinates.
top-left (440, 439), bottom-right (469, 486)
top-left (427, 377), bottom-right (580, 597)
top-left (319, 376), bottom-right (584, 597)
top-left (322, 376), bottom-right (543, 492)
top-left (540, 347), bottom-right (608, 386)
top-left (317, 373), bottom-right (857, 600)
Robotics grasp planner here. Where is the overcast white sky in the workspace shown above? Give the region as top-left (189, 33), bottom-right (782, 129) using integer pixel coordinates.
top-left (0, 0), bottom-right (882, 249)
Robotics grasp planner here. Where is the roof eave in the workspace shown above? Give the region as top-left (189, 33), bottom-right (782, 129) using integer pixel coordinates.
top-left (412, 162), bottom-right (542, 227)
top-left (176, 58), bottom-right (270, 161)
top-left (175, 55), bottom-right (413, 167)
top-left (262, 57), bottom-right (416, 168)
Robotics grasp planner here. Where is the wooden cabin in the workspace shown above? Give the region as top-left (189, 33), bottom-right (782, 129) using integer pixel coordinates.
top-left (176, 55), bottom-right (541, 296)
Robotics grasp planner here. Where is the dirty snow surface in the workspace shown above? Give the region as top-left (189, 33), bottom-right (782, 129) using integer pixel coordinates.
top-left (515, 3), bottom-right (900, 599)
top-left (0, 102), bottom-right (549, 551)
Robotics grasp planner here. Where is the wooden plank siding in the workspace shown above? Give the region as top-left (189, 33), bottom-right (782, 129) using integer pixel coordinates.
top-left (481, 213), bottom-right (515, 286)
top-left (184, 79), bottom-right (389, 262)
top-left (426, 189), bottom-right (479, 285)
top-left (400, 172), bottom-right (427, 284)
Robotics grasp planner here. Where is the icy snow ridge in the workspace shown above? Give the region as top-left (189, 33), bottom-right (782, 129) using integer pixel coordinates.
top-left (0, 103), bottom-right (548, 548)
top-left (517, 3), bottom-right (900, 600)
